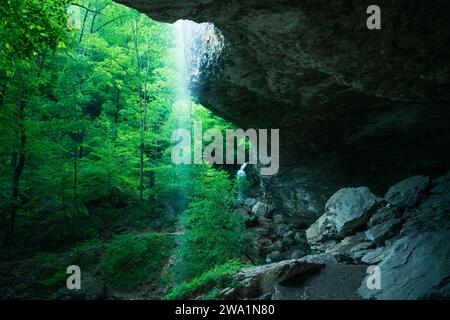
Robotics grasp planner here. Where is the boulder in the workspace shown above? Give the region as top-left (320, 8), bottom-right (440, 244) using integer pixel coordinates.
top-left (360, 246), bottom-right (389, 265)
top-left (350, 249), bottom-right (374, 262)
top-left (358, 231), bottom-right (450, 299)
top-left (349, 242), bottom-right (375, 254)
top-left (365, 219), bottom-right (402, 245)
top-left (307, 187), bottom-right (378, 245)
top-left (244, 198), bottom-right (257, 208)
top-left (348, 242), bottom-right (376, 262)
top-left (269, 240), bottom-right (283, 252)
top-left (254, 227), bottom-right (270, 237)
top-left (271, 254), bottom-right (367, 300)
top-left (294, 232), bottom-right (303, 243)
top-left (252, 202), bottom-right (269, 217)
top-left (236, 207), bottom-right (258, 227)
top-left (250, 241), bottom-right (263, 256)
top-left (275, 224), bottom-right (290, 237)
top-left (325, 187), bottom-right (378, 237)
top-left (235, 259), bottom-right (324, 298)
top-left (430, 171), bottom-right (450, 195)
top-left (218, 287), bottom-right (237, 300)
top-left (359, 171), bottom-right (450, 299)
top-left (257, 216), bottom-right (272, 229)
top-left (306, 215), bottom-right (334, 247)
top-left (324, 232), bottom-right (367, 255)
top-left (416, 174), bottom-right (450, 214)
top-left (384, 175), bottom-right (430, 207)
top-left (267, 251), bottom-right (282, 263)
top-left (369, 205), bottom-right (400, 226)
top-left (290, 250), bottom-right (304, 260)
top-left (311, 240), bottom-right (338, 254)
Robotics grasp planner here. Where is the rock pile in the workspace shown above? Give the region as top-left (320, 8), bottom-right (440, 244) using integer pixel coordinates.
top-left (229, 172), bottom-right (450, 300)
top-left (237, 198), bottom-right (311, 264)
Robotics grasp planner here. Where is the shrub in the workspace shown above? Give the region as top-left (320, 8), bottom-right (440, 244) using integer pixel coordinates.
top-left (95, 232), bottom-right (174, 290)
top-left (176, 166), bottom-right (248, 279)
top-left (165, 260), bottom-right (249, 300)
top-left (32, 232), bottom-right (174, 297)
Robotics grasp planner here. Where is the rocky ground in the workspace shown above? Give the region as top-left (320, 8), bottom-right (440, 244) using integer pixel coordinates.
top-left (224, 170), bottom-right (450, 300)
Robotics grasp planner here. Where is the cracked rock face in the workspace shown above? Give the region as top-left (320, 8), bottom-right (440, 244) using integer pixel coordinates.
top-left (117, 0), bottom-right (450, 205)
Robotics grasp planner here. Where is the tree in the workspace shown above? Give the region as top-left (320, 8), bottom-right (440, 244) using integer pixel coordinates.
top-left (1, 0), bottom-right (70, 250)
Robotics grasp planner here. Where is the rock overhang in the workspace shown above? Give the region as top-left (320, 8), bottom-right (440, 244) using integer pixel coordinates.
top-left (115, 0), bottom-right (450, 189)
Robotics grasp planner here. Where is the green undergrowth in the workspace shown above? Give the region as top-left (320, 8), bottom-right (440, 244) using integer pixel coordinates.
top-left (165, 260), bottom-right (250, 300)
top-left (32, 232), bottom-right (175, 297)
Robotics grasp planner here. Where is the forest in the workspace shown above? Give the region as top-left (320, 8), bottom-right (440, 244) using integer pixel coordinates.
top-left (0, 0), bottom-right (250, 299)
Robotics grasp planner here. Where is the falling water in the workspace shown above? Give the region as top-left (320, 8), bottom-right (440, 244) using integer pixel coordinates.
top-left (174, 19), bottom-right (225, 92)
top-left (171, 20), bottom-right (225, 199)
top-left (237, 162), bottom-right (248, 201)
top-left (173, 20), bottom-right (193, 131)
top-left (237, 162), bottom-right (248, 179)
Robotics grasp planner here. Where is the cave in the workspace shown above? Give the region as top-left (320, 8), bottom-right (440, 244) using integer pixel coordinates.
top-left (1, 0), bottom-right (449, 302)
top-left (116, 0), bottom-right (450, 211)
top-left (113, 0), bottom-right (450, 300)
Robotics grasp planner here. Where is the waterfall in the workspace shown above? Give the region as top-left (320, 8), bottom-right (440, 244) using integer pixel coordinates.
top-left (171, 20), bottom-right (225, 202)
top-left (237, 162), bottom-right (248, 201)
top-left (173, 19), bottom-right (225, 91)
top-left (237, 162), bottom-right (248, 179)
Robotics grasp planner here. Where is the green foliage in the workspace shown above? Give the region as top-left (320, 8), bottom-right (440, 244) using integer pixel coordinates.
top-left (96, 232), bottom-right (174, 289)
top-left (1, 0), bottom-right (249, 300)
top-left (32, 239), bottom-right (103, 295)
top-left (0, 0), bottom-right (180, 252)
top-left (0, 0), bottom-right (70, 79)
top-left (177, 165), bottom-right (248, 279)
top-left (32, 232), bottom-right (174, 296)
top-left (165, 260), bottom-right (249, 300)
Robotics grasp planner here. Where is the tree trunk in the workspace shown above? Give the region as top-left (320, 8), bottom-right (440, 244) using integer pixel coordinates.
top-left (4, 100), bottom-right (26, 251)
top-left (90, 12), bottom-right (98, 34)
top-left (79, 2), bottom-right (91, 43)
